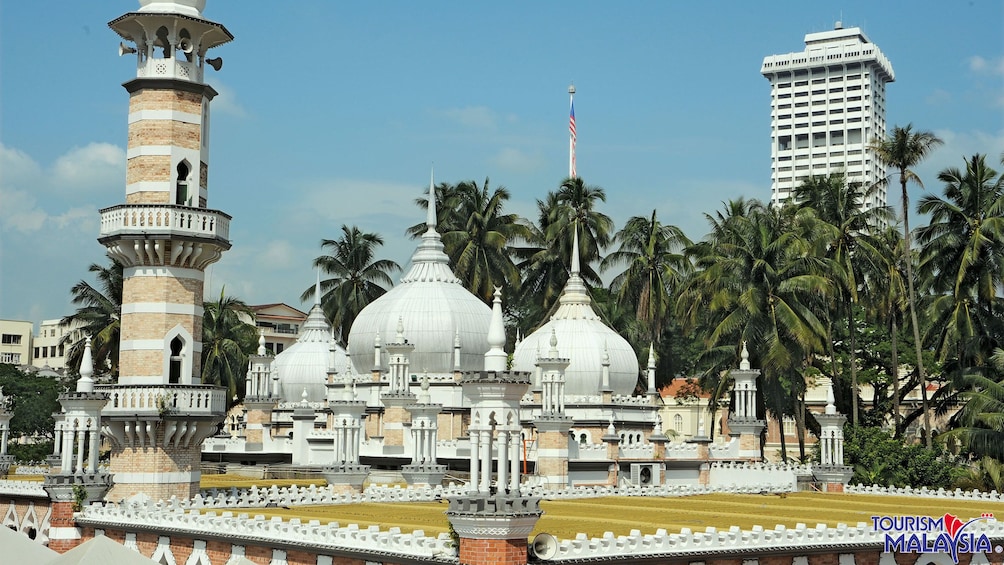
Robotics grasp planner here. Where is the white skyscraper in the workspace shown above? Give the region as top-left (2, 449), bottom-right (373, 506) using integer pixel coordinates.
top-left (761, 23), bottom-right (894, 209)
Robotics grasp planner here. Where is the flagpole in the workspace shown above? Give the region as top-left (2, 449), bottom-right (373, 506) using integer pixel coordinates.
top-left (568, 84), bottom-right (576, 179)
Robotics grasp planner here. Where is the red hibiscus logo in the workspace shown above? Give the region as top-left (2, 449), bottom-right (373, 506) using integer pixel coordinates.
top-left (943, 513), bottom-right (964, 537)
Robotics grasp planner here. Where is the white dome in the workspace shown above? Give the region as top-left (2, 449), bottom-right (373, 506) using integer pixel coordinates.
top-left (512, 232), bottom-right (639, 396)
top-left (348, 184), bottom-right (490, 374)
top-left (273, 290), bottom-right (347, 403)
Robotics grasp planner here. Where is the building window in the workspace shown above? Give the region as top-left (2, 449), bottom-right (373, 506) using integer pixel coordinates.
top-left (674, 414), bottom-right (684, 433)
top-left (34, 347), bottom-right (40, 358)
top-left (0, 353), bottom-right (20, 364)
top-left (169, 336), bottom-right (184, 384)
top-left (1, 334), bottom-right (21, 345)
top-left (782, 417), bottom-right (795, 436)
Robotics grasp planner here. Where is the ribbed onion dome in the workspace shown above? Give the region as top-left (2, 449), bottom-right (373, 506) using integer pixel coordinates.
top-left (511, 229), bottom-right (639, 396)
top-left (347, 174), bottom-right (491, 374)
top-left (273, 275), bottom-right (347, 402)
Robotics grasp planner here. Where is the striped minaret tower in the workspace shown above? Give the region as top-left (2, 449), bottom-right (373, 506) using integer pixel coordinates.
top-left (98, 0), bottom-right (233, 501)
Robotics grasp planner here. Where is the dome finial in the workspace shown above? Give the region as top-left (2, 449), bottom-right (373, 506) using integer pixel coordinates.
top-left (257, 330), bottom-right (266, 356)
top-left (427, 166), bottom-right (437, 231)
top-left (571, 222), bottom-right (581, 276)
top-left (548, 328), bottom-right (559, 357)
top-left (396, 316), bottom-right (405, 341)
top-left (314, 269), bottom-right (322, 306)
top-left (739, 341), bottom-right (751, 371)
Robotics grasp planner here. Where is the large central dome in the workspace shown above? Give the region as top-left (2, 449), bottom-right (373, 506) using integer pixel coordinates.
top-left (348, 179), bottom-right (491, 374)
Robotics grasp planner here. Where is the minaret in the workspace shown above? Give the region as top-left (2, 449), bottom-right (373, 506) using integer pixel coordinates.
top-left (43, 338), bottom-right (112, 552)
top-left (813, 379), bottom-right (853, 491)
top-left (447, 319), bottom-right (539, 565)
top-left (98, 0), bottom-right (232, 501)
top-left (727, 342), bottom-right (765, 460)
top-left (533, 329), bottom-right (573, 491)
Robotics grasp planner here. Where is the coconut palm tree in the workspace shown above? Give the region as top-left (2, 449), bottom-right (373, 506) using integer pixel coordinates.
top-left (201, 289), bottom-right (258, 408)
top-left (60, 259), bottom-right (123, 379)
top-left (679, 199), bottom-right (833, 461)
top-left (870, 124), bottom-right (943, 447)
top-left (438, 178), bottom-right (532, 303)
top-left (601, 209), bottom-right (692, 346)
top-left (514, 178), bottom-right (613, 330)
top-left (793, 173), bottom-right (892, 425)
top-left (302, 225), bottom-right (401, 342)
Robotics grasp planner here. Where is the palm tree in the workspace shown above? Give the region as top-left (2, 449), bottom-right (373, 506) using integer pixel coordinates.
top-left (201, 289), bottom-right (258, 408)
top-left (60, 260), bottom-right (123, 378)
top-left (678, 199), bottom-right (832, 461)
top-left (302, 225), bottom-right (401, 341)
top-left (514, 177), bottom-right (613, 330)
top-left (793, 173), bottom-right (892, 425)
top-left (439, 178), bottom-right (532, 303)
top-left (871, 124), bottom-right (943, 447)
top-left (860, 226), bottom-right (909, 435)
top-left (601, 209), bottom-right (692, 345)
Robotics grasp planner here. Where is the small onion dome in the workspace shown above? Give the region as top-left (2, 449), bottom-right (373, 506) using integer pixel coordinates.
top-left (347, 175), bottom-right (490, 374)
top-left (511, 228), bottom-right (639, 396)
top-left (273, 275), bottom-right (347, 402)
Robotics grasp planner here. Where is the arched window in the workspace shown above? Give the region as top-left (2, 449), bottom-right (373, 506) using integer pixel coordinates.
top-left (674, 414), bottom-right (684, 433)
top-left (176, 161), bottom-right (190, 206)
top-left (154, 26), bottom-right (171, 59)
top-left (169, 336), bottom-right (184, 384)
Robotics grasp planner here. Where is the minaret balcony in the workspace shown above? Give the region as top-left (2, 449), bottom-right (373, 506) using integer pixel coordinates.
top-left (97, 384), bottom-right (226, 419)
top-left (100, 204), bottom-right (230, 240)
top-left (136, 57), bottom-right (203, 83)
top-left (99, 204), bottom-right (232, 268)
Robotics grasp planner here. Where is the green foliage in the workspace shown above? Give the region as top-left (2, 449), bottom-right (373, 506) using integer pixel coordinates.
top-left (842, 426), bottom-right (962, 489)
top-left (72, 484), bottom-right (87, 512)
top-left (304, 225), bottom-right (400, 341)
top-left (61, 259), bottom-right (123, 379)
top-left (0, 364), bottom-right (63, 441)
top-left (201, 290), bottom-right (259, 409)
top-left (6, 441), bottom-right (53, 463)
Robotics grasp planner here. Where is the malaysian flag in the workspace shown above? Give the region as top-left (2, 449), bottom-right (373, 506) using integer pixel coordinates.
top-left (569, 100), bottom-right (577, 178)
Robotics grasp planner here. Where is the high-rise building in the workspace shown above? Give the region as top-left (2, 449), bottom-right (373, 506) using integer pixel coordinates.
top-left (761, 23), bottom-right (894, 209)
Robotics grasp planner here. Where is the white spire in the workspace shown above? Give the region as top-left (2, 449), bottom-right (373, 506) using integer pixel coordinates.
top-left (314, 269), bottom-right (322, 306)
top-left (418, 372), bottom-right (431, 404)
top-left (78, 336), bottom-right (95, 393)
top-left (571, 222), bottom-right (581, 276)
top-left (739, 341), bottom-right (751, 371)
top-left (399, 169), bottom-right (460, 284)
top-left (396, 316), bottom-right (405, 342)
top-left (427, 166), bottom-right (437, 230)
top-left (826, 378), bottom-right (837, 415)
top-left (646, 343), bottom-right (656, 394)
top-left (257, 330), bottom-right (266, 356)
top-left (484, 287), bottom-right (508, 372)
top-left (548, 328), bottom-right (559, 358)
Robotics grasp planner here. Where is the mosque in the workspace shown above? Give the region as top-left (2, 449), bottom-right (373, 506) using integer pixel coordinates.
top-left (8, 1), bottom-right (996, 564)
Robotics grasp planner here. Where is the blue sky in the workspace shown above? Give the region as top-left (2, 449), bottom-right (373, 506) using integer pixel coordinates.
top-left (1, 1), bottom-right (1002, 327)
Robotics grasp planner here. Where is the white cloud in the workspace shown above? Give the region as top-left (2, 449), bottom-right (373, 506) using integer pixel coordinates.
top-left (51, 143), bottom-right (125, 191)
top-left (0, 188), bottom-right (47, 232)
top-left (0, 144), bottom-right (42, 186)
top-left (969, 55), bottom-right (1004, 76)
top-left (259, 240), bottom-right (296, 269)
top-left (437, 106), bottom-right (498, 129)
top-left (925, 89), bottom-right (951, 106)
top-left (491, 147), bottom-right (546, 173)
top-left (0, 142), bottom-right (125, 234)
top-left (211, 81), bottom-right (246, 117)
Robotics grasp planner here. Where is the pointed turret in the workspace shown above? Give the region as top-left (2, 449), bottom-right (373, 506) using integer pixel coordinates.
top-left (484, 287), bottom-right (508, 372)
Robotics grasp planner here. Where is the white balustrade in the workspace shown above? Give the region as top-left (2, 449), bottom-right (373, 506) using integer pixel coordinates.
top-left (99, 205), bottom-right (231, 241)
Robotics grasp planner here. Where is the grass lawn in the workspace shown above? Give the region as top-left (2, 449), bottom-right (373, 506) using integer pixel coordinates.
top-left (228, 492), bottom-right (1004, 541)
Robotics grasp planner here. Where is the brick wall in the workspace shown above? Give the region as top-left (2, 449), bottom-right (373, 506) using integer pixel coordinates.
top-left (458, 537), bottom-right (527, 565)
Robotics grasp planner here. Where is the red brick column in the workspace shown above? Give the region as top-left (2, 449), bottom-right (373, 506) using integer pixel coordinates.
top-left (47, 501), bottom-right (81, 553)
top-left (459, 537), bottom-right (528, 565)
